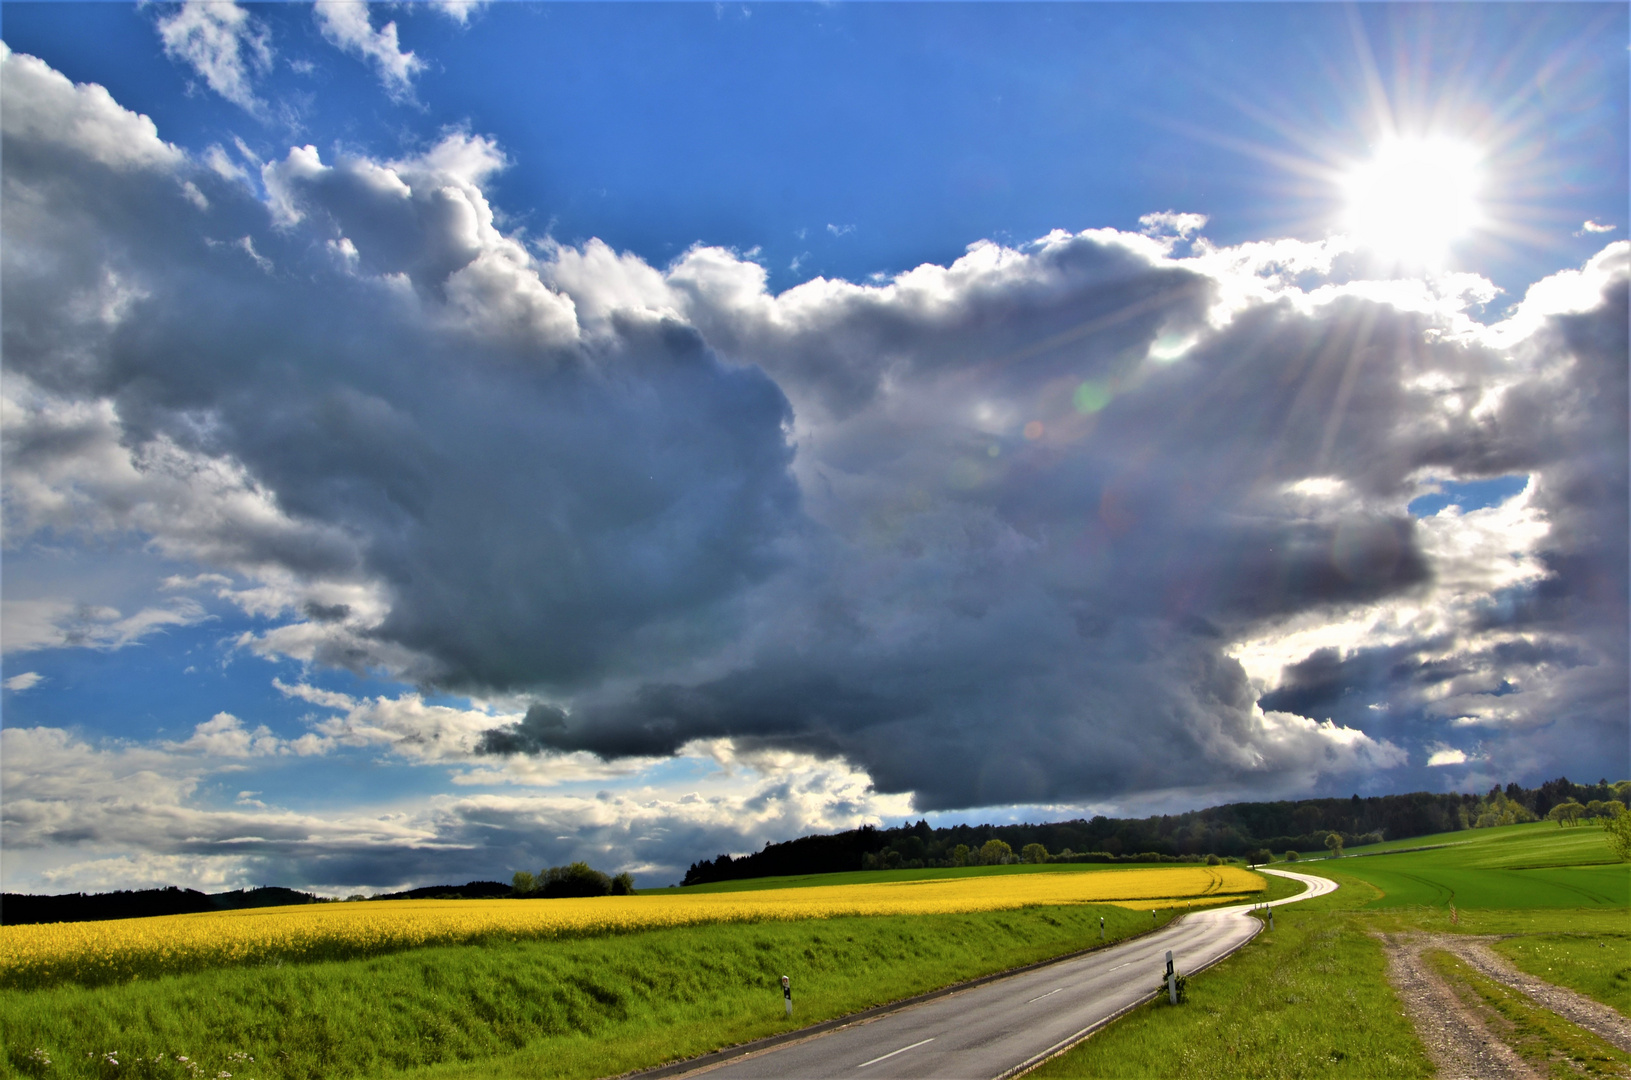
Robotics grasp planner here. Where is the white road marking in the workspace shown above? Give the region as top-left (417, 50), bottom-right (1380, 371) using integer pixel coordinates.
top-left (856, 1038), bottom-right (935, 1068)
top-left (1025, 988), bottom-right (1064, 1003)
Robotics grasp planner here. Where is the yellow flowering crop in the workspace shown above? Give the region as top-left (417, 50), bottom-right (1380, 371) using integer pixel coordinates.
top-left (1, 866), bottom-right (1261, 989)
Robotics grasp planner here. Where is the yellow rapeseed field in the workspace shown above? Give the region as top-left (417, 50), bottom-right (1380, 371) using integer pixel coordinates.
top-left (1, 866), bottom-right (1261, 989)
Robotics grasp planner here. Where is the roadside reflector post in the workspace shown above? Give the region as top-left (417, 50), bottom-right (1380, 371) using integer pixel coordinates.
top-left (1268, 907), bottom-right (1274, 931)
top-left (781, 974), bottom-right (792, 1016)
top-left (1165, 950), bottom-right (1177, 1005)
top-left (1099, 916), bottom-right (1104, 940)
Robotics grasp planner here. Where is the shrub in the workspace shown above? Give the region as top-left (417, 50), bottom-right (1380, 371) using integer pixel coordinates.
top-left (540, 862), bottom-right (613, 898)
top-left (1605, 812), bottom-right (1631, 862)
top-left (1205, 854), bottom-right (1221, 866)
top-left (1284, 850), bottom-right (1300, 862)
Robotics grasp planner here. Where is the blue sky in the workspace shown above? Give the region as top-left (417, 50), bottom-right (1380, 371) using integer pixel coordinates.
top-left (1, 1), bottom-right (1626, 893)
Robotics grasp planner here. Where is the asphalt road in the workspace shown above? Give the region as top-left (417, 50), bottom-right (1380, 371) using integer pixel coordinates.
top-left (677, 869), bottom-right (1336, 1080)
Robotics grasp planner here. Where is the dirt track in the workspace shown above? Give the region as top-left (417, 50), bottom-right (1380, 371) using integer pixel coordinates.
top-left (1376, 931), bottom-right (1630, 1079)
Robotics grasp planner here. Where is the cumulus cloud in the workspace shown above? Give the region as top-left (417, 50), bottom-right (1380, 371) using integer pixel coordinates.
top-left (313, 2), bottom-right (424, 100)
top-left (154, 0), bottom-right (273, 114)
top-left (2, 49), bottom-right (1625, 829)
top-left (1, 723), bottom-right (906, 892)
top-left (3, 672), bottom-right (44, 692)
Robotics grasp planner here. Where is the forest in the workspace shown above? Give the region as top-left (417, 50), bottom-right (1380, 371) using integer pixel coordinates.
top-left (681, 777), bottom-right (1630, 885)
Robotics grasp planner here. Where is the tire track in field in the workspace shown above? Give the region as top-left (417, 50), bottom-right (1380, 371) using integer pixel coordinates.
top-left (1373, 932), bottom-right (1538, 1080)
top-left (1419, 934), bottom-right (1631, 1052)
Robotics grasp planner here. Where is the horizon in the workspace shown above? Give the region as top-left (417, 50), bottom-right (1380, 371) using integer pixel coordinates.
top-left (1, 1), bottom-right (1626, 895)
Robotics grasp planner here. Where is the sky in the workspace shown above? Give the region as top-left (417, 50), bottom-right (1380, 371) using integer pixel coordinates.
top-left (0, 1), bottom-right (1626, 894)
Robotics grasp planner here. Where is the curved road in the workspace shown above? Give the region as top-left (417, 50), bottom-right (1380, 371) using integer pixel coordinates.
top-left (667, 869), bottom-right (1336, 1080)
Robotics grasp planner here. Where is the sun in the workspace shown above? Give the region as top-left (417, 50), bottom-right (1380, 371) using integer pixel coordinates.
top-left (1340, 138), bottom-right (1484, 266)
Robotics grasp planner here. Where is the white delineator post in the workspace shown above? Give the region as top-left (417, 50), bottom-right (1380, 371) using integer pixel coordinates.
top-left (782, 975), bottom-right (792, 1016)
top-left (1165, 950), bottom-right (1177, 1004)
top-left (1099, 916), bottom-right (1104, 940)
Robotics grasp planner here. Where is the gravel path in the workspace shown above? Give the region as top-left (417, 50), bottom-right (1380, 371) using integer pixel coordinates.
top-left (1374, 932), bottom-right (1538, 1080)
top-left (1423, 933), bottom-right (1631, 1053)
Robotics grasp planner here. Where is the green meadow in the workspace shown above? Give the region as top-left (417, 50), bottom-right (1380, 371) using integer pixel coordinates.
top-left (1317, 820), bottom-right (1629, 909)
top-left (1036, 821), bottom-right (1629, 1078)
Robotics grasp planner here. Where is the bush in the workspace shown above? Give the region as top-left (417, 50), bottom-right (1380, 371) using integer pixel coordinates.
top-left (1246, 848), bottom-right (1272, 866)
top-left (1205, 854), bottom-right (1221, 866)
top-left (611, 872), bottom-right (636, 895)
top-left (1284, 850), bottom-right (1300, 862)
top-left (1605, 812), bottom-right (1631, 862)
top-left (539, 862), bottom-right (613, 898)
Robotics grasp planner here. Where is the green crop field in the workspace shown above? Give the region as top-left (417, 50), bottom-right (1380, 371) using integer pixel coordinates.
top-left (1299, 821), bottom-right (1627, 909)
top-left (1038, 820), bottom-right (1630, 1078)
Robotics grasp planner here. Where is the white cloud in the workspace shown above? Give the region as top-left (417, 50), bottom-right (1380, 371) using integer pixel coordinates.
top-left (0, 43), bottom-right (183, 173)
top-left (154, 0), bottom-right (273, 114)
top-left (313, 2), bottom-right (424, 100)
top-left (1425, 744), bottom-right (1469, 767)
top-left (0, 598), bottom-right (209, 653)
top-left (431, 0), bottom-right (486, 26)
top-left (271, 677), bottom-right (358, 711)
top-left (1579, 220), bottom-right (1616, 234)
top-left (1138, 210), bottom-right (1208, 239)
top-left (0, 724), bottom-right (908, 892)
top-left (167, 712), bottom-right (288, 758)
top-left (3, 672), bottom-right (44, 692)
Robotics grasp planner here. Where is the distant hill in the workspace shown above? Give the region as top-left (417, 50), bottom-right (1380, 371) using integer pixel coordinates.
top-left (368, 880), bottom-right (512, 901)
top-left (0, 885), bottom-right (326, 926)
top-left (683, 776), bottom-right (1628, 886)
top-left (0, 880), bottom-right (510, 925)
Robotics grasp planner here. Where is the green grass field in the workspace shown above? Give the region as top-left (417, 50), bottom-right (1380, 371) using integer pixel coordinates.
top-left (1310, 821), bottom-right (1628, 909)
top-left (1492, 933), bottom-right (1631, 1015)
top-left (1035, 821), bottom-right (1630, 1078)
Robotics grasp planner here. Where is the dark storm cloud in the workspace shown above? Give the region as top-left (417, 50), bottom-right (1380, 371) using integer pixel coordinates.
top-left (474, 703), bottom-right (569, 756)
top-left (5, 46), bottom-right (1626, 817)
top-left (3, 57), bottom-right (801, 691)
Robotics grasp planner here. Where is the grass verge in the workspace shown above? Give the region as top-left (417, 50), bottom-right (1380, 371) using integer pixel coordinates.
top-left (1490, 932), bottom-right (1631, 1017)
top-left (1425, 948), bottom-right (1631, 1078)
top-left (1, 904), bottom-right (1177, 1080)
top-left (1027, 878), bottom-right (1432, 1080)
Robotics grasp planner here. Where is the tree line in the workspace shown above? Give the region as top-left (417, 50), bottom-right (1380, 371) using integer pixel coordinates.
top-left (681, 776), bottom-right (1631, 886)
